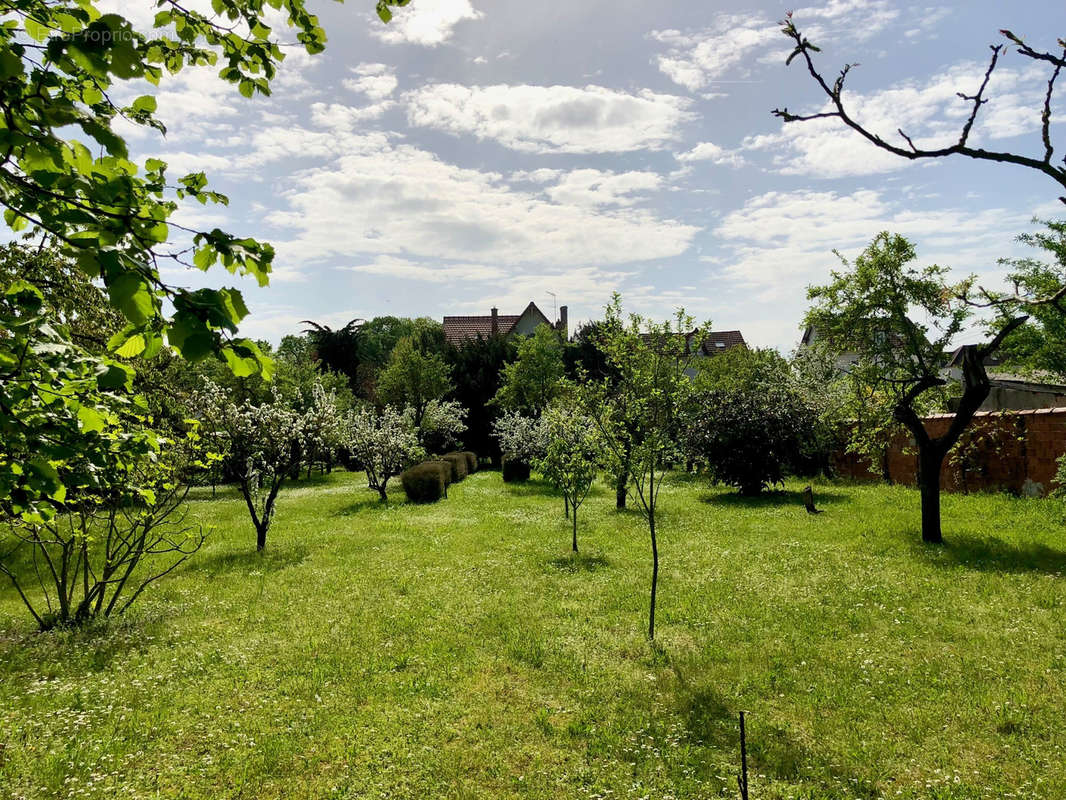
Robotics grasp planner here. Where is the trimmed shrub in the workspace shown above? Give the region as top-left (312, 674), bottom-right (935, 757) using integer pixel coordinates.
top-left (461, 451), bottom-right (478, 473)
top-left (401, 462), bottom-right (447, 503)
top-left (425, 460), bottom-right (453, 487)
top-left (442, 452), bottom-right (469, 482)
top-left (502, 459), bottom-right (531, 483)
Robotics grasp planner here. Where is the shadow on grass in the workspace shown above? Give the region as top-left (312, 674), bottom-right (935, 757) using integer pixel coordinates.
top-left (336, 493), bottom-right (405, 516)
top-left (919, 534), bottom-right (1066, 575)
top-left (547, 551), bottom-right (610, 573)
top-left (188, 542), bottom-right (311, 576)
top-left (667, 669), bottom-right (878, 797)
top-left (185, 473), bottom-right (340, 502)
top-left (701, 488), bottom-right (851, 510)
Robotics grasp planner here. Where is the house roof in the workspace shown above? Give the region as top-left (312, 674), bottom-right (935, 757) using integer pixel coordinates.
top-left (693, 330), bottom-right (746, 356)
top-left (442, 314), bottom-right (520, 344)
top-left (638, 329), bottom-right (747, 355)
top-left (442, 301), bottom-right (554, 345)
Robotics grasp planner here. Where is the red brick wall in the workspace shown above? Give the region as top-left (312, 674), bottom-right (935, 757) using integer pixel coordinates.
top-left (833, 408), bottom-right (1066, 496)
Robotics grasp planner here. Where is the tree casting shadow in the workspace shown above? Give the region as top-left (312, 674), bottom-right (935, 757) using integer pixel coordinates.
top-left (547, 551), bottom-right (610, 573)
top-left (667, 666), bottom-right (879, 797)
top-left (187, 542), bottom-right (311, 576)
top-left (701, 489), bottom-right (851, 509)
top-left (919, 534), bottom-right (1066, 575)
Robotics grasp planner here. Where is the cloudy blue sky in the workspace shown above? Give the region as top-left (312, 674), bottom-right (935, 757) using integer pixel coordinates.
top-left (111, 0), bottom-right (1065, 351)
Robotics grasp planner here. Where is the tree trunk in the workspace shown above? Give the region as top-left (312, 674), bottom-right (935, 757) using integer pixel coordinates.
top-left (378, 486), bottom-right (389, 505)
top-left (564, 494), bottom-right (570, 519)
top-left (615, 473), bottom-right (627, 509)
top-left (256, 523), bottom-right (267, 552)
top-left (917, 445), bottom-right (945, 544)
top-left (572, 506), bottom-right (578, 552)
top-left (648, 506), bottom-right (658, 640)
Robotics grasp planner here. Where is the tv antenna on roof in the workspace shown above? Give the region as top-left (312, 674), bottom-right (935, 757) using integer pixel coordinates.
top-left (546, 291), bottom-right (557, 324)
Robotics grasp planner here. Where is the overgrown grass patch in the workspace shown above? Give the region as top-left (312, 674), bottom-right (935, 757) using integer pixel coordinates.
top-left (1, 471), bottom-right (1064, 798)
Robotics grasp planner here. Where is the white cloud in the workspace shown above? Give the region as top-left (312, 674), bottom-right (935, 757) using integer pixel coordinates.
top-left (543, 169), bottom-right (663, 208)
top-left (650, 1), bottom-right (901, 91)
top-left (343, 64), bottom-right (399, 100)
top-left (676, 141), bottom-right (746, 167)
top-left (745, 61), bottom-right (1051, 177)
top-left (262, 135), bottom-right (698, 272)
top-left (340, 256), bottom-right (504, 283)
top-left (703, 188), bottom-right (1039, 349)
top-left (372, 0), bottom-right (483, 46)
top-left (404, 83), bottom-right (693, 153)
top-left (309, 101), bottom-right (394, 129)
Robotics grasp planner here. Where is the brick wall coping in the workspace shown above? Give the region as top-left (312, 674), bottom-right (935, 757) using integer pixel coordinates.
top-left (922, 407), bottom-right (1066, 420)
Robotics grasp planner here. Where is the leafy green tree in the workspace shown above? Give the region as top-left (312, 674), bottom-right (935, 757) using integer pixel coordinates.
top-left (0, 279), bottom-right (208, 628)
top-left (806, 232), bottom-right (1024, 544)
top-left (377, 336), bottom-right (452, 428)
top-left (0, 0), bottom-right (355, 373)
top-left (687, 350), bottom-right (818, 495)
top-left (446, 333), bottom-right (516, 464)
top-left (534, 405), bottom-right (601, 553)
top-left (583, 295), bottom-right (707, 639)
top-left (303, 318), bottom-right (367, 394)
top-left (358, 316), bottom-right (447, 372)
top-left (492, 324), bottom-right (566, 416)
top-left (988, 220), bottom-right (1066, 381)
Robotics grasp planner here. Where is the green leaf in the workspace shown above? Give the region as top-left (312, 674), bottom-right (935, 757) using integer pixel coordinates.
top-left (108, 272), bottom-right (155, 326)
top-left (132, 95), bottom-right (157, 113)
top-left (24, 18), bottom-right (50, 42)
top-left (114, 332), bottom-right (147, 358)
top-left (77, 404), bottom-right (107, 433)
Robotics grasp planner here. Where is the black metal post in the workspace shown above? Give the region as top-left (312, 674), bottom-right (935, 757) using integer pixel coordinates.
top-left (737, 710), bottom-right (749, 800)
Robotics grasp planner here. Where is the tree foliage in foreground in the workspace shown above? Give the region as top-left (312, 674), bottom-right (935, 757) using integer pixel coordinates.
top-left (0, 279), bottom-right (207, 628)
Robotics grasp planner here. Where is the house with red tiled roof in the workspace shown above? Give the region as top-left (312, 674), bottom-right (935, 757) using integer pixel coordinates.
top-left (690, 330), bottom-right (747, 357)
top-left (444, 302), bottom-right (567, 346)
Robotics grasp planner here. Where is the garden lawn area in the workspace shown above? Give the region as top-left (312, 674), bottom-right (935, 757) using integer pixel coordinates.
top-left (2, 471), bottom-right (1066, 800)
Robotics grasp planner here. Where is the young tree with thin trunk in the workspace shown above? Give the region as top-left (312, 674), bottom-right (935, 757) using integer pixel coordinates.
top-left (198, 383), bottom-right (304, 552)
top-left (805, 232), bottom-right (1025, 544)
top-left (346, 406), bottom-right (424, 504)
top-left (534, 404), bottom-right (601, 553)
top-left (584, 295), bottom-right (706, 639)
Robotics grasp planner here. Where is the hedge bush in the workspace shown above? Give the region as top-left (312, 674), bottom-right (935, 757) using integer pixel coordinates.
top-left (461, 451), bottom-right (478, 473)
top-left (502, 459), bottom-right (530, 483)
top-left (425, 460), bottom-right (453, 487)
top-left (401, 462), bottom-right (448, 503)
top-left (442, 452), bottom-right (469, 482)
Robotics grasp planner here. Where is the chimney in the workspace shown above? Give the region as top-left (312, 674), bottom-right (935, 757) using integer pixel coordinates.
top-left (557, 305), bottom-right (568, 339)
top-left (491, 306), bottom-right (499, 336)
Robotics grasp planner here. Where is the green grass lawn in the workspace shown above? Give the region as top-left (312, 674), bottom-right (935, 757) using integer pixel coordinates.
top-left (2, 470), bottom-right (1065, 799)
